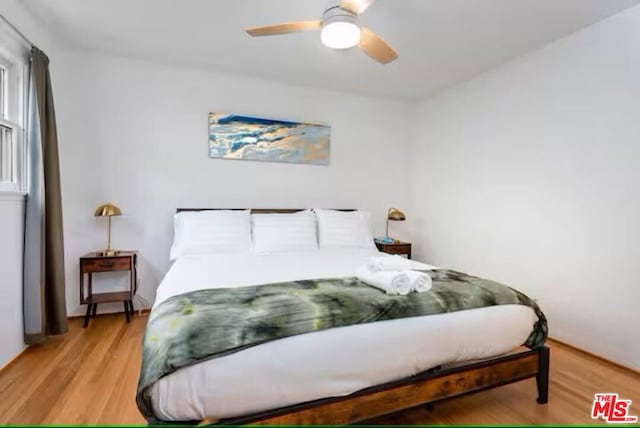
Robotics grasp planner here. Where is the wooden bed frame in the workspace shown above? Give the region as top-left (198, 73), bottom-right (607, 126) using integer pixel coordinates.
top-left (176, 208), bottom-right (550, 425)
top-left (209, 347), bottom-right (550, 425)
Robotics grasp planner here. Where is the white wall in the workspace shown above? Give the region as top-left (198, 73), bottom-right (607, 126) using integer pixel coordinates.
top-left (409, 5), bottom-right (640, 369)
top-left (0, 0), bottom-right (57, 54)
top-left (52, 53), bottom-right (413, 316)
top-left (0, 194), bottom-right (25, 368)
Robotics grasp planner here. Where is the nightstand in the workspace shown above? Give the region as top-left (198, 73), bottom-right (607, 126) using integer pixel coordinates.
top-left (375, 240), bottom-right (412, 259)
top-left (79, 251), bottom-right (137, 327)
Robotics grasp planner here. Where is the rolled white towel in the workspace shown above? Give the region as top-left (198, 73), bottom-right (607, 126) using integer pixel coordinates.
top-left (406, 270), bottom-right (432, 293)
top-left (367, 255), bottom-right (412, 272)
top-left (356, 268), bottom-right (412, 296)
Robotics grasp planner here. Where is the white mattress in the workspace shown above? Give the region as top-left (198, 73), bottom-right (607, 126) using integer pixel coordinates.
top-left (150, 249), bottom-right (537, 421)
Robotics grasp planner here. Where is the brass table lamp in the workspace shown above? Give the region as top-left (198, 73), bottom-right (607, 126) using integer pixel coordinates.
top-left (386, 207), bottom-right (406, 239)
top-left (95, 202), bottom-right (122, 256)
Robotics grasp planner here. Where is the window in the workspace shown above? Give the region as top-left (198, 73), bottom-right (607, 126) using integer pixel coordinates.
top-left (0, 46), bottom-right (26, 193)
top-left (0, 64), bottom-right (6, 116)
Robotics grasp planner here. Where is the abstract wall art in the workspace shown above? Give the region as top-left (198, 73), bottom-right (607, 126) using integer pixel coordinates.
top-left (208, 113), bottom-right (330, 165)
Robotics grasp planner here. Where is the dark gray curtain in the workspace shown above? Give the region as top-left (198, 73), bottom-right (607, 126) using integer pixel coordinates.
top-left (23, 46), bottom-right (67, 344)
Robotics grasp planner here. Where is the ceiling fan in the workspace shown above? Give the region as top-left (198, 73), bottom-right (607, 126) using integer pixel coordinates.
top-left (246, 0), bottom-right (398, 64)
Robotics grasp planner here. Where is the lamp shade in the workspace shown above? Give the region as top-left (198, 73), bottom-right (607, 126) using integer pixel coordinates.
top-left (94, 203), bottom-right (122, 217)
top-left (387, 208), bottom-right (406, 221)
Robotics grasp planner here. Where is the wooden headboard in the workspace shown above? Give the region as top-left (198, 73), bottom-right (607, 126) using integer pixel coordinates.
top-left (176, 208), bottom-right (356, 214)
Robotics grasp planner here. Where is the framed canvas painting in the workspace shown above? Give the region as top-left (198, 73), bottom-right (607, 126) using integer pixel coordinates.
top-left (208, 113), bottom-right (330, 165)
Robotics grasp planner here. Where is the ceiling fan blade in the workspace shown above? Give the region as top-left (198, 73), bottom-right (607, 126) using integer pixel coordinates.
top-left (359, 27), bottom-right (398, 64)
top-left (340, 0), bottom-right (375, 15)
top-left (246, 20), bottom-right (322, 37)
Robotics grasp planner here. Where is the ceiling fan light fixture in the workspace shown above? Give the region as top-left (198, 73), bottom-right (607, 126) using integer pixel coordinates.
top-left (246, 1), bottom-right (398, 64)
top-left (320, 9), bottom-right (360, 50)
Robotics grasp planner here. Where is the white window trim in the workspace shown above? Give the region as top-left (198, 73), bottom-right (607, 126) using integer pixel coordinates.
top-left (0, 46), bottom-right (27, 195)
top-left (0, 119), bottom-right (24, 193)
top-left (0, 64), bottom-right (7, 118)
top-left (0, 190), bottom-right (25, 201)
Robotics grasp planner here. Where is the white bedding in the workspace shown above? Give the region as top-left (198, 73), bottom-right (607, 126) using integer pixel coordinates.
top-left (150, 249), bottom-right (538, 421)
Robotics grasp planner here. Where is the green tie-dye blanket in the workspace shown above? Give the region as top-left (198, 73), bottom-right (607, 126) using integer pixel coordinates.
top-left (136, 269), bottom-right (547, 420)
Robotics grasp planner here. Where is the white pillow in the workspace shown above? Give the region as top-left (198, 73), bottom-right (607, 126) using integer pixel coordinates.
top-left (170, 210), bottom-right (252, 261)
top-left (314, 209), bottom-right (375, 249)
top-left (252, 210), bottom-right (318, 253)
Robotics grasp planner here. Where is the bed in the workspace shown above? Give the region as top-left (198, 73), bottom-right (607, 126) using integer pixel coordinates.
top-left (137, 209), bottom-right (549, 425)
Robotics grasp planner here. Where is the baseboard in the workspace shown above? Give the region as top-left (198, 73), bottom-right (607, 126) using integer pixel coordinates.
top-left (548, 337), bottom-right (639, 376)
top-left (0, 346), bottom-right (28, 374)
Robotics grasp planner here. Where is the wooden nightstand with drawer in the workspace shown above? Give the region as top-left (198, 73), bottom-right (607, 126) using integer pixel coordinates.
top-left (375, 240), bottom-right (412, 259)
top-left (79, 251), bottom-right (137, 327)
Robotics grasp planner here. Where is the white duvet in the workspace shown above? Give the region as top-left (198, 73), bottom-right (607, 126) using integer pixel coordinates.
top-left (150, 248), bottom-right (537, 421)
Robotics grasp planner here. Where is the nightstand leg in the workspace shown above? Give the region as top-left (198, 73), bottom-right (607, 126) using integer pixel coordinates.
top-left (83, 304), bottom-right (92, 328)
top-left (124, 301), bottom-right (130, 323)
top-left (128, 300), bottom-right (134, 314)
top-left (91, 303), bottom-right (98, 318)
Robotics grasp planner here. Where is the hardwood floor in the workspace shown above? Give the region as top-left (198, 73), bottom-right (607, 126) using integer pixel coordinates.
top-left (0, 314), bottom-right (638, 425)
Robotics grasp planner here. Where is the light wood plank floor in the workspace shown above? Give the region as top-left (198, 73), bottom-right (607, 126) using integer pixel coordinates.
top-left (0, 314), bottom-right (638, 425)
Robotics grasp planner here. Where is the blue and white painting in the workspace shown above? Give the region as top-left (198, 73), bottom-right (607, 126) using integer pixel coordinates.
top-left (208, 113), bottom-right (330, 165)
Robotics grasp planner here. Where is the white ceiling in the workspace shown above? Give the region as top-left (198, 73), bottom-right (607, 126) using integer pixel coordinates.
top-left (19, 0), bottom-right (640, 100)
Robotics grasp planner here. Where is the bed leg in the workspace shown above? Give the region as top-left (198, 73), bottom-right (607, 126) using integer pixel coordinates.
top-left (536, 346), bottom-right (550, 404)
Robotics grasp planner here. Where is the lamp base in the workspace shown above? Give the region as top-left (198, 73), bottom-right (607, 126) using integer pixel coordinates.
top-left (97, 249), bottom-right (120, 257)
